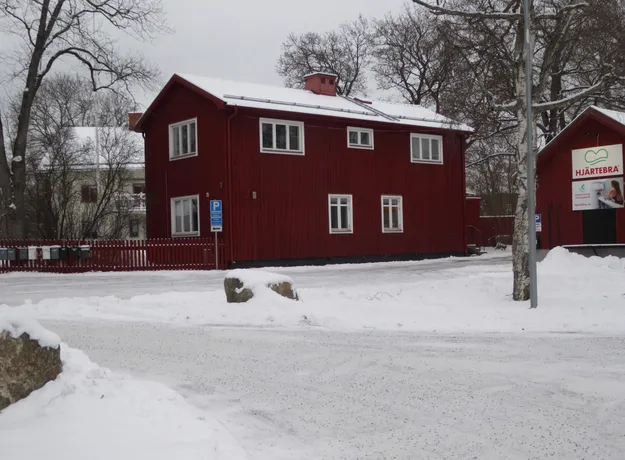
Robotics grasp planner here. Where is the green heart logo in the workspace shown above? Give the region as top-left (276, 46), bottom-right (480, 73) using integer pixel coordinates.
top-left (585, 148), bottom-right (609, 165)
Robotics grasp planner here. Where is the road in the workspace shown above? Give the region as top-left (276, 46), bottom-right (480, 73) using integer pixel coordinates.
top-left (1, 253), bottom-right (510, 306)
top-left (45, 320), bottom-right (625, 460)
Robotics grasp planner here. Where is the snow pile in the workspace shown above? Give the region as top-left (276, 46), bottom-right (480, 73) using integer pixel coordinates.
top-left (227, 269), bottom-right (294, 289)
top-left (0, 312), bottom-right (60, 348)
top-left (0, 345), bottom-right (248, 460)
top-left (3, 248), bottom-right (625, 333)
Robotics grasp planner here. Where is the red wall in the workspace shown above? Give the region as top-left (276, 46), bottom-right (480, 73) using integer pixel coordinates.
top-left (537, 117), bottom-right (625, 248)
top-left (228, 109), bottom-right (467, 263)
top-left (144, 84), bottom-right (228, 240)
top-left (143, 81), bottom-right (468, 265)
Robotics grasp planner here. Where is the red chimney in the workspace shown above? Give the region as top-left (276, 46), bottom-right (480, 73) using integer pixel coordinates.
top-left (304, 72), bottom-right (338, 96)
top-left (128, 112), bottom-right (143, 130)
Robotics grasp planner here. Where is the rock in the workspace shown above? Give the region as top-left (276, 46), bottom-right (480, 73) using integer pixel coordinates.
top-left (0, 330), bottom-right (62, 411)
top-left (224, 269), bottom-right (299, 303)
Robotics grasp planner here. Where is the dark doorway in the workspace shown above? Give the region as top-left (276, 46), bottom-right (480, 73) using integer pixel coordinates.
top-left (582, 210), bottom-right (617, 244)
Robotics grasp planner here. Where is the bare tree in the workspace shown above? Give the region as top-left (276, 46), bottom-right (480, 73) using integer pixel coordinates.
top-left (0, 0), bottom-right (166, 238)
top-left (373, 7), bottom-right (459, 112)
top-left (277, 16), bottom-right (372, 96)
top-left (412, 0), bottom-right (625, 302)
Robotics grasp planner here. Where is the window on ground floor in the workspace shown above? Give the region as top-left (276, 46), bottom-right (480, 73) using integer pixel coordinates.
top-left (381, 195), bottom-right (403, 233)
top-left (171, 195), bottom-right (199, 236)
top-left (328, 194), bottom-right (353, 234)
top-left (129, 219), bottom-right (141, 238)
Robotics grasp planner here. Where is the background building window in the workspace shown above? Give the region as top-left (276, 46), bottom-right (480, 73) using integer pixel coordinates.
top-left (329, 194), bottom-right (353, 234)
top-left (129, 219), bottom-right (140, 238)
top-left (81, 184), bottom-right (97, 204)
top-left (381, 196), bottom-right (403, 232)
top-left (171, 195), bottom-right (199, 236)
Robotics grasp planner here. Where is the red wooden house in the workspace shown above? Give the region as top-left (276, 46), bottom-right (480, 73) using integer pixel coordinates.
top-left (537, 106), bottom-right (625, 248)
top-left (134, 73), bottom-right (473, 267)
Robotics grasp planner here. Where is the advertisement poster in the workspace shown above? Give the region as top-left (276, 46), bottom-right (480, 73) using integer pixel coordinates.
top-left (572, 177), bottom-right (625, 211)
top-left (572, 144), bottom-right (623, 180)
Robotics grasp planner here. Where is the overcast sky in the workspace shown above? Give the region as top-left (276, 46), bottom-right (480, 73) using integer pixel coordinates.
top-left (148, 0), bottom-right (407, 86)
top-left (0, 0), bottom-right (409, 108)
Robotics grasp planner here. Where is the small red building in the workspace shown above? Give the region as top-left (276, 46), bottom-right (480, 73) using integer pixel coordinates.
top-left (134, 73), bottom-right (472, 267)
top-left (537, 106), bottom-right (625, 248)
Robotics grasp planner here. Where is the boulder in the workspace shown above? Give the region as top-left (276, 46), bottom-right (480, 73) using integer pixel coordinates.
top-left (224, 269), bottom-right (299, 303)
top-left (0, 320), bottom-right (62, 411)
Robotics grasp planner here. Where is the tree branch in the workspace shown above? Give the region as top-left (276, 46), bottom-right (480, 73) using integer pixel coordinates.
top-left (533, 78), bottom-right (606, 112)
top-left (411, 0), bottom-right (522, 20)
top-left (467, 152), bottom-right (516, 168)
top-left (535, 2), bottom-right (589, 20)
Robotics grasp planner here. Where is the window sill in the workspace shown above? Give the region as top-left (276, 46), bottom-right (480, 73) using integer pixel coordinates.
top-left (411, 159), bottom-right (443, 165)
top-left (261, 149), bottom-right (305, 156)
top-left (382, 229), bottom-right (404, 234)
top-left (348, 144), bottom-right (374, 150)
top-left (329, 229), bottom-right (353, 235)
top-left (172, 232), bottom-right (199, 238)
top-left (170, 152), bottom-right (198, 161)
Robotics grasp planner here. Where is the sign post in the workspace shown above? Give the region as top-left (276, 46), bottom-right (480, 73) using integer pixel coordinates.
top-left (210, 200), bottom-right (223, 270)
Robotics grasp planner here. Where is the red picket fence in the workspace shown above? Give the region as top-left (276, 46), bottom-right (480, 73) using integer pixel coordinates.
top-left (0, 238), bottom-right (226, 273)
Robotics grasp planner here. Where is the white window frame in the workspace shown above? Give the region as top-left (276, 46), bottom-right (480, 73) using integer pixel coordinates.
top-left (328, 194), bottom-right (354, 234)
top-left (347, 127), bottom-right (374, 150)
top-left (259, 118), bottom-right (305, 155)
top-left (410, 133), bottom-right (443, 164)
top-left (169, 118), bottom-right (198, 160)
top-left (170, 194), bottom-right (200, 237)
top-left (381, 195), bottom-right (404, 233)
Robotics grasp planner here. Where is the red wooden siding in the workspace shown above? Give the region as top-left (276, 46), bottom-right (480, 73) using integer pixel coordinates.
top-left (144, 83), bottom-right (228, 240)
top-left (537, 117), bottom-right (625, 248)
top-left (228, 109), bottom-right (466, 263)
top-left (142, 80), bottom-right (469, 266)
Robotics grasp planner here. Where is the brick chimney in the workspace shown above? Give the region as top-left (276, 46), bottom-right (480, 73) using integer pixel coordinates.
top-left (304, 72), bottom-right (338, 96)
top-left (128, 112), bottom-right (143, 130)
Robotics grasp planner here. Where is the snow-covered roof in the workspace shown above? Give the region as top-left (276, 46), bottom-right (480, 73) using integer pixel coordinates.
top-left (593, 106), bottom-right (625, 126)
top-left (176, 73), bottom-right (473, 132)
top-left (39, 127), bottom-right (144, 170)
top-left (540, 106), bottom-right (625, 155)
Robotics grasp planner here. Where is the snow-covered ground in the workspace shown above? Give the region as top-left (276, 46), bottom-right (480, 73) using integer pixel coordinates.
top-left (2, 248), bottom-right (624, 334)
top-left (0, 344), bottom-right (248, 460)
top-left (2, 248), bottom-right (625, 459)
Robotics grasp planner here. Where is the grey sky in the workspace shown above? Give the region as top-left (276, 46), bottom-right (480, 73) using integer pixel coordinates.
top-left (0, 0), bottom-right (409, 109)
top-left (142, 0), bottom-right (407, 88)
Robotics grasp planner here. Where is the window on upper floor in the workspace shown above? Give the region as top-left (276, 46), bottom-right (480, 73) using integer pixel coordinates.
top-left (260, 118), bottom-right (304, 155)
top-left (171, 195), bottom-right (199, 236)
top-left (81, 184), bottom-right (97, 204)
top-left (328, 194), bottom-right (353, 234)
top-left (411, 134), bottom-right (443, 164)
top-left (133, 183), bottom-right (146, 195)
top-left (169, 118), bottom-right (197, 160)
top-left (347, 127), bottom-right (374, 150)
top-left (381, 196), bottom-right (403, 233)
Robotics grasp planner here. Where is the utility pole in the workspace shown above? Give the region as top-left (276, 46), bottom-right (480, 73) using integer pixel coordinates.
top-left (524, 0), bottom-right (538, 309)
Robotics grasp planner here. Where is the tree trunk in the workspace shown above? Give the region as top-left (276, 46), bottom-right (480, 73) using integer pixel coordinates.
top-left (512, 16), bottom-right (532, 302)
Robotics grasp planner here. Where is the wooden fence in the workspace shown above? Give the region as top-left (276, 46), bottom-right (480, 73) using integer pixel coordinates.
top-left (0, 238), bottom-right (225, 273)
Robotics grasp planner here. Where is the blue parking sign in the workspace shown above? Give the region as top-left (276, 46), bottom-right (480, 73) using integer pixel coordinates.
top-left (210, 200), bottom-right (223, 232)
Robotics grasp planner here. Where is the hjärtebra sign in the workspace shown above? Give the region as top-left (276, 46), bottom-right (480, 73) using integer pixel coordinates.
top-left (572, 144), bottom-right (623, 179)
top-left (572, 177), bottom-right (625, 211)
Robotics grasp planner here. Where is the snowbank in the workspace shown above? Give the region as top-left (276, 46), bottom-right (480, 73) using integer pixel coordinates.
top-left (226, 269), bottom-right (294, 288)
top-left (0, 312), bottom-right (60, 348)
top-left (3, 248), bottom-right (625, 334)
top-left (0, 345), bottom-right (248, 460)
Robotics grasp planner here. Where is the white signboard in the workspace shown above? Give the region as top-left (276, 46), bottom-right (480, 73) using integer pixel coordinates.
top-left (572, 144), bottom-right (623, 180)
top-left (572, 177), bottom-right (625, 211)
